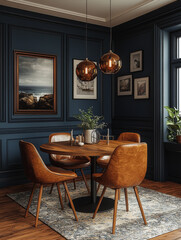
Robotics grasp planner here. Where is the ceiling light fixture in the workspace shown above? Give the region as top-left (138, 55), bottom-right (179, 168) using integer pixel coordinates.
top-left (76, 0), bottom-right (97, 81)
top-left (99, 0), bottom-right (122, 74)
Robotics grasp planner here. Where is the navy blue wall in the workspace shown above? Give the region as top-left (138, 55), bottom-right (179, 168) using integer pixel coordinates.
top-left (112, 26), bottom-right (154, 179)
top-left (112, 1), bottom-right (181, 180)
top-left (0, 6), bottom-right (111, 187)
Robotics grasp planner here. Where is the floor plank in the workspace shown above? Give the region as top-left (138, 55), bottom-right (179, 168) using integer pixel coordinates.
top-left (1, 179), bottom-right (181, 240)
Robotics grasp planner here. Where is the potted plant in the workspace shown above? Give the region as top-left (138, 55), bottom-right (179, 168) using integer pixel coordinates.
top-left (74, 107), bottom-right (106, 144)
top-left (164, 106), bottom-right (181, 143)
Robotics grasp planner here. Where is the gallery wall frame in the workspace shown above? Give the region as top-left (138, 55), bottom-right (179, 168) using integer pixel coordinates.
top-left (117, 75), bottom-right (132, 96)
top-left (130, 50), bottom-right (143, 72)
top-left (73, 59), bottom-right (97, 100)
top-left (14, 50), bottom-right (57, 115)
top-left (134, 77), bottom-right (149, 99)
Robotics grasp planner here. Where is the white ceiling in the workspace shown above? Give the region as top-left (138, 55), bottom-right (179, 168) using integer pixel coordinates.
top-left (0, 0), bottom-right (177, 27)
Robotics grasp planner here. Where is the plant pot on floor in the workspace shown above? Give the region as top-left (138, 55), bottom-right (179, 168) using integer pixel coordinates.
top-left (176, 135), bottom-right (181, 144)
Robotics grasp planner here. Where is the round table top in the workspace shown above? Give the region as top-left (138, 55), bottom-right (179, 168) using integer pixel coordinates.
top-left (40, 140), bottom-right (135, 157)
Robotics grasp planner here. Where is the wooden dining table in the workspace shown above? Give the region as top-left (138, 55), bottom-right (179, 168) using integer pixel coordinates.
top-left (40, 140), bottom-right (134, 212)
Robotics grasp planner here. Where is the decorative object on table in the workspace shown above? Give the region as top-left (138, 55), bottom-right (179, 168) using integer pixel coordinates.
top-left (164, 106), bottom-right (181, 142)
top-left (14, 50), bottom-right (57, 114)
top-left (70, 129), bottom-right (74, 145)
top-left (107, 128), bottom-right (109, 145)
top-left (130, 50), bottom-right (143, 72)
top-left (99, 0), bottom-right (122, 74)
top-left (74, 107), bottom-right (106, 144)
top-left (76, 0), bottom-right (97, 81)
top-left (91, 129), bottom-right (100, 144)
top-left (134, 77), bottom-right (149, 99)
top-left (117, 75), bottom-right (132, 96)
top-left (78, 142), bottom-right (84, 146)
top-left (73, 59), bottom-right (97, 99)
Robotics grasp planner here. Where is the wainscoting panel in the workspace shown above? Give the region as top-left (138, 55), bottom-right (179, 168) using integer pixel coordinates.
top-left (8, 25), bottom-right (64, 123)
top-left (6, 136), bottom-right (50, 169)
top-left (0, 5), bottom-right (109, 187)
top-left (66, 34), bottom-right (103, 121)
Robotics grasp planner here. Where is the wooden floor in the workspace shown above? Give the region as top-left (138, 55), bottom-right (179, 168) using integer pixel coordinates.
top-left (1, 179), bottom-right (181, 240)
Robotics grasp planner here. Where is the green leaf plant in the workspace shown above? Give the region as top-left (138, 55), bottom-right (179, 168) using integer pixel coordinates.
top-left (74, 107), bottom-right (107, 130)
top-left (164, 106), bottom-right (181, 141)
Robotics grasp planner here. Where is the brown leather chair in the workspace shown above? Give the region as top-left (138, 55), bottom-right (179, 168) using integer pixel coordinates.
top-left (97, 132), bottom-right (141, 168)
top-left (93, 143), bottom-right (147, 234)
top-left (96, 132), bottom-right (141, 202)
top-left (19, 140), bottom-right (78, 227)
top-left (49, 132), bottom-right (90, 194)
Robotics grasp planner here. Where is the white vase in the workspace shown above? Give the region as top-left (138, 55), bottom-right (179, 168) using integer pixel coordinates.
top-left (84, 129), bottom-right (94, 144)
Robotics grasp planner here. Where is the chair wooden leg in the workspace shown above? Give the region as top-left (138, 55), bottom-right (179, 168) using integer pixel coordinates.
top-left (49, 183), bottom-right (54, 194)
top-left (35, 185), bottom-right (43, 227)
top-left (25, 183), bottom-right (36, 218)
top-left (73, 170), bottom-right (76, 190)
top-left (133, 186), bottom-right (147, 225)
top-left (112, 189), bottom-right (119, 234)
top-left (93, 186), bottom-right (107, 219)
top-left (118, 189), bottom-right (121, 200)
top-left (80, 168), bottom-right (90, 194)
top-left (96, 183), bottom-right (101, 194)
top-left (124, 188), bottom-right (129, 212)
top-left (56, 183), bottom-right (64, 210)
top-left (63, 182), bottom-right (78, 221)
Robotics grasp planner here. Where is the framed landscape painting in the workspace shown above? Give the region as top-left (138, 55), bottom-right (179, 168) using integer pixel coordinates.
top-left (14, 50), bottom-right (57, 114)
top-left (134, 77), bottom-right (149, 99)
top-left (73, 59), bottom-right (97, 99)
top-left (117, 75), bottom-right (132, 96)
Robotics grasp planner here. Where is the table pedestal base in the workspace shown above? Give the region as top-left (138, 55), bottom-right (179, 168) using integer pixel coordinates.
top-left (70, 196), bottom-right (114, 213)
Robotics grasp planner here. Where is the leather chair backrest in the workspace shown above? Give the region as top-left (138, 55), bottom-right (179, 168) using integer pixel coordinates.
top-left (100, 143), bottom-right (147, 188)
top-left (49, 132), bottom-right (71, 143)
top-left (118, 132), bottom-right (140, 143)
top-left (19, 140), bottom-right (52, 183)
top-left (49, 133), bottom-right (71, 161)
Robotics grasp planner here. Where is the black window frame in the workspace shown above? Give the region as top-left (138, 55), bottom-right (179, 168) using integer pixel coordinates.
top-left (170, 30), bottom-right (181, 109)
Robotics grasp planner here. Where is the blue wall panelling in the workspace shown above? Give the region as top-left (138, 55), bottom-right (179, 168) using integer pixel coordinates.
top-left (0, 6), bottom-right (110, 187)
top-left (112, 1), bottom-right (181, 181)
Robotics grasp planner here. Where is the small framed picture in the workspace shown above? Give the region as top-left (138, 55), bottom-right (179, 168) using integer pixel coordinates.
top-left (134, 77), bottom-right (149, 99)
top-left (73, 59), bottom-right (97, 99)
top-left (117, 75), bottom-right (132, 96)
top-left (130, 50), bottom-right (142, 72)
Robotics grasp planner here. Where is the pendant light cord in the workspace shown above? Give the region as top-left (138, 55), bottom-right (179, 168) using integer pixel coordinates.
top-left (110, 0), bottom-right (112, 51)
top-left (86, 0), bottom-right (88, 59)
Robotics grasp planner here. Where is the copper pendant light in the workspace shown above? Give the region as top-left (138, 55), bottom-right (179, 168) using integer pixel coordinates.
top-left (76, 0), bottom-right (97, 81)
top-left (76, 58), bottom-right (97, 81)
top-left (99, 0), bottom-right (122, 74)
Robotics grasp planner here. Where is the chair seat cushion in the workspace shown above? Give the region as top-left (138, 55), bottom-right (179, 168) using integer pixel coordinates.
top-left (97, 155), bottom-right (110, 168)
top-left (93, 173), bottom-right (103, 181)
top-left (50, 155), bottom-right (91, 170)
top-left (48, 165), bottom-right (77, 177)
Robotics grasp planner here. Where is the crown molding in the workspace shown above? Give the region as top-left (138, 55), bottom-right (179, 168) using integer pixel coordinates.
top-left (5, 0), bottom-right (106, 23)
top-left (111, 0), bottom-right (155, 25)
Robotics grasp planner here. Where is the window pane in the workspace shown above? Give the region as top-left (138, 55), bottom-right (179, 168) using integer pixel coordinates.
top-left (177, 37), bottom-right (181, 58)
top-left (178, 68), bottom-right (181, 112)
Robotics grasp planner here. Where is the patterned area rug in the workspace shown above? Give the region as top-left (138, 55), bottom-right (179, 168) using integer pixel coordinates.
top-left (7, 181), bottom-right (181, 240)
